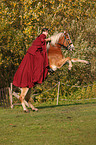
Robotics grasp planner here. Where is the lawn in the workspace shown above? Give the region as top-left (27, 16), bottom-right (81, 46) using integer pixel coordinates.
top-left (0, 101), bottom-right (96, 145)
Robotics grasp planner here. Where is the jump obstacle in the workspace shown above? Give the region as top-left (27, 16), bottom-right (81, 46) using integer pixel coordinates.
top-left (0, 82), bottom-right (95, 108)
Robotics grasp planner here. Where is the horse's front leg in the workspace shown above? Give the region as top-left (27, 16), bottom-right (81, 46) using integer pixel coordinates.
top-left (19, 88), bottom-right (29, 112)
top-left (57, 57), bottom-right (72, 70)
top-left (68, 59), bottom-right (72, 70)
top-left (71, 58), bottom-right (89, 64)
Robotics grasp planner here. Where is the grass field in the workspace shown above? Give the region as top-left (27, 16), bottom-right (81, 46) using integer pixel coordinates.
top-left (0, 101), bottom-right (96, 145)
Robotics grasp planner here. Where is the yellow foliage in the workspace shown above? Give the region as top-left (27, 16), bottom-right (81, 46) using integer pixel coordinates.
top-left (0, 0), bottom-right (95, 88)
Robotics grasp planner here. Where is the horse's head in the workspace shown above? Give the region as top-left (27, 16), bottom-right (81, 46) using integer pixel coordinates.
top-left (58, 31), bottom-right (74, 51)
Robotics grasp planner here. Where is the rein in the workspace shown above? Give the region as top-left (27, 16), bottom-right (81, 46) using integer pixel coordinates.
top-left (56, 43), bottom-right (68, 50)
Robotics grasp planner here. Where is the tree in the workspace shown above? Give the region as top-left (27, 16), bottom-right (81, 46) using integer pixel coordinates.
top-left (0, 0), bottom-right (95, 88)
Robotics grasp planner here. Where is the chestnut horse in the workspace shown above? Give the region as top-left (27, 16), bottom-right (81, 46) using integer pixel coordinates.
top-left (19, 31), bottom-right (89, 112)
top-left (48, 31), bottom-right (89, 71)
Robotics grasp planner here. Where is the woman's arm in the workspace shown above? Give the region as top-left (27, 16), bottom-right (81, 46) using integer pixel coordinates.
top-left (45, 37), bottom-right (51, 42)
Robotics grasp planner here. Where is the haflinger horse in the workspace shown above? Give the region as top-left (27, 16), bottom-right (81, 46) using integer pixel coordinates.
top-left (47, 31), bottom-right (89, 71)
top-left (19, 31), bottom-right (89, 112)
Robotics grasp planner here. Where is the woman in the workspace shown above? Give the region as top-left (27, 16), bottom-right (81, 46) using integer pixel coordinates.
top-left (13, 28), bottom-right (51, 88)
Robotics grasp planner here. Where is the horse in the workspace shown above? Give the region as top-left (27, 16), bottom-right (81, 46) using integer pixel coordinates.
top-left (48, 31), bottom-right (89, 71)
top-left (19, 31), bottom-right (89, 112)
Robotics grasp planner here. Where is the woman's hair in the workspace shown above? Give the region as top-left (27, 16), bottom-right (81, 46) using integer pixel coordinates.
top-left (42, 28), bottom-right (49, 33)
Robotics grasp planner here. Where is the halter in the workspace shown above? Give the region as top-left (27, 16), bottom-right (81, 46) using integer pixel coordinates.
top-left (57, 33), bottom-right (73, 50)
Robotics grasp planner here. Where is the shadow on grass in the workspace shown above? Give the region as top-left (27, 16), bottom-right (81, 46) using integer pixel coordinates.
top-left (37, 101), bottom-right (96, 110)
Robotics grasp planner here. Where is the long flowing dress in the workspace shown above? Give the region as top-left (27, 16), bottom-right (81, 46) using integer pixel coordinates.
top-left (13, 34), bottom-right (48, 88)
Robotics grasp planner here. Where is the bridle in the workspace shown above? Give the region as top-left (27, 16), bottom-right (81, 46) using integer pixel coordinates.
top-left (56, 33), bottom-right (73, 50)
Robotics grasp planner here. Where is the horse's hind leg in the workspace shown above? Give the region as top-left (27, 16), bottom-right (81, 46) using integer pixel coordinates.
top-left (19, 88), bottom-right (29, 112)
top-left (26, 89), bottom-right (38, 111)
top-left (28, 101), bottom-right (38, 111)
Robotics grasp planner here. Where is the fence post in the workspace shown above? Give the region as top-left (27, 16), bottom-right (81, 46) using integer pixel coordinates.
top-left (57, 81), bottom-right (60, 105)
top-left (9, 83), bottom-right (13, 109)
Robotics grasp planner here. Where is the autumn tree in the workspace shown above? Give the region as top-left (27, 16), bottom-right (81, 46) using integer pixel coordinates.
top-left (0, 0), bottom-right (95, 88)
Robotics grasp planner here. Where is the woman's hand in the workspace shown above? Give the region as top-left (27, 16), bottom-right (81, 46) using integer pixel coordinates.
top-left (45, 38), bottom-right (51, 42)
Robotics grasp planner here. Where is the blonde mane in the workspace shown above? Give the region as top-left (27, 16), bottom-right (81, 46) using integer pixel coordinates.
top-left (50, 32), bottom-right (63, 45)
top-left (47, 32), bottom-right (63, 49)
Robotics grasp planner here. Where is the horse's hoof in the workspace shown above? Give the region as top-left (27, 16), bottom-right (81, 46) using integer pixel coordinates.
top-left (32, 108), bottom-right (38, 112)
top-left (68, 68), bottom-right (71, 71)
top-left (24, 110), bottom-right (30, 113)
top-left (35, 108), bottom-right (38, 112)
top-left (87, 62), bottom-right (91, 65)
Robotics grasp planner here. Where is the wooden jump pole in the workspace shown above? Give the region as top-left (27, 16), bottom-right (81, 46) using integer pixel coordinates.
top-left (57, 81), bottom-right (60, 105)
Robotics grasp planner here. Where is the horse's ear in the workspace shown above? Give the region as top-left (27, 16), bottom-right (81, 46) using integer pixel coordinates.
top-left (64, 31), bottom-right (67, 35)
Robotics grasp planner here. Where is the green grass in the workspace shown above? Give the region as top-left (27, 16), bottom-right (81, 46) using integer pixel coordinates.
top-left (0, 101), bottom-right (96, 145)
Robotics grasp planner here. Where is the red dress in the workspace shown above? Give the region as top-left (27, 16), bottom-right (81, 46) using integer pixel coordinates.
top-left (13, 34), bottom-right (48, 88)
